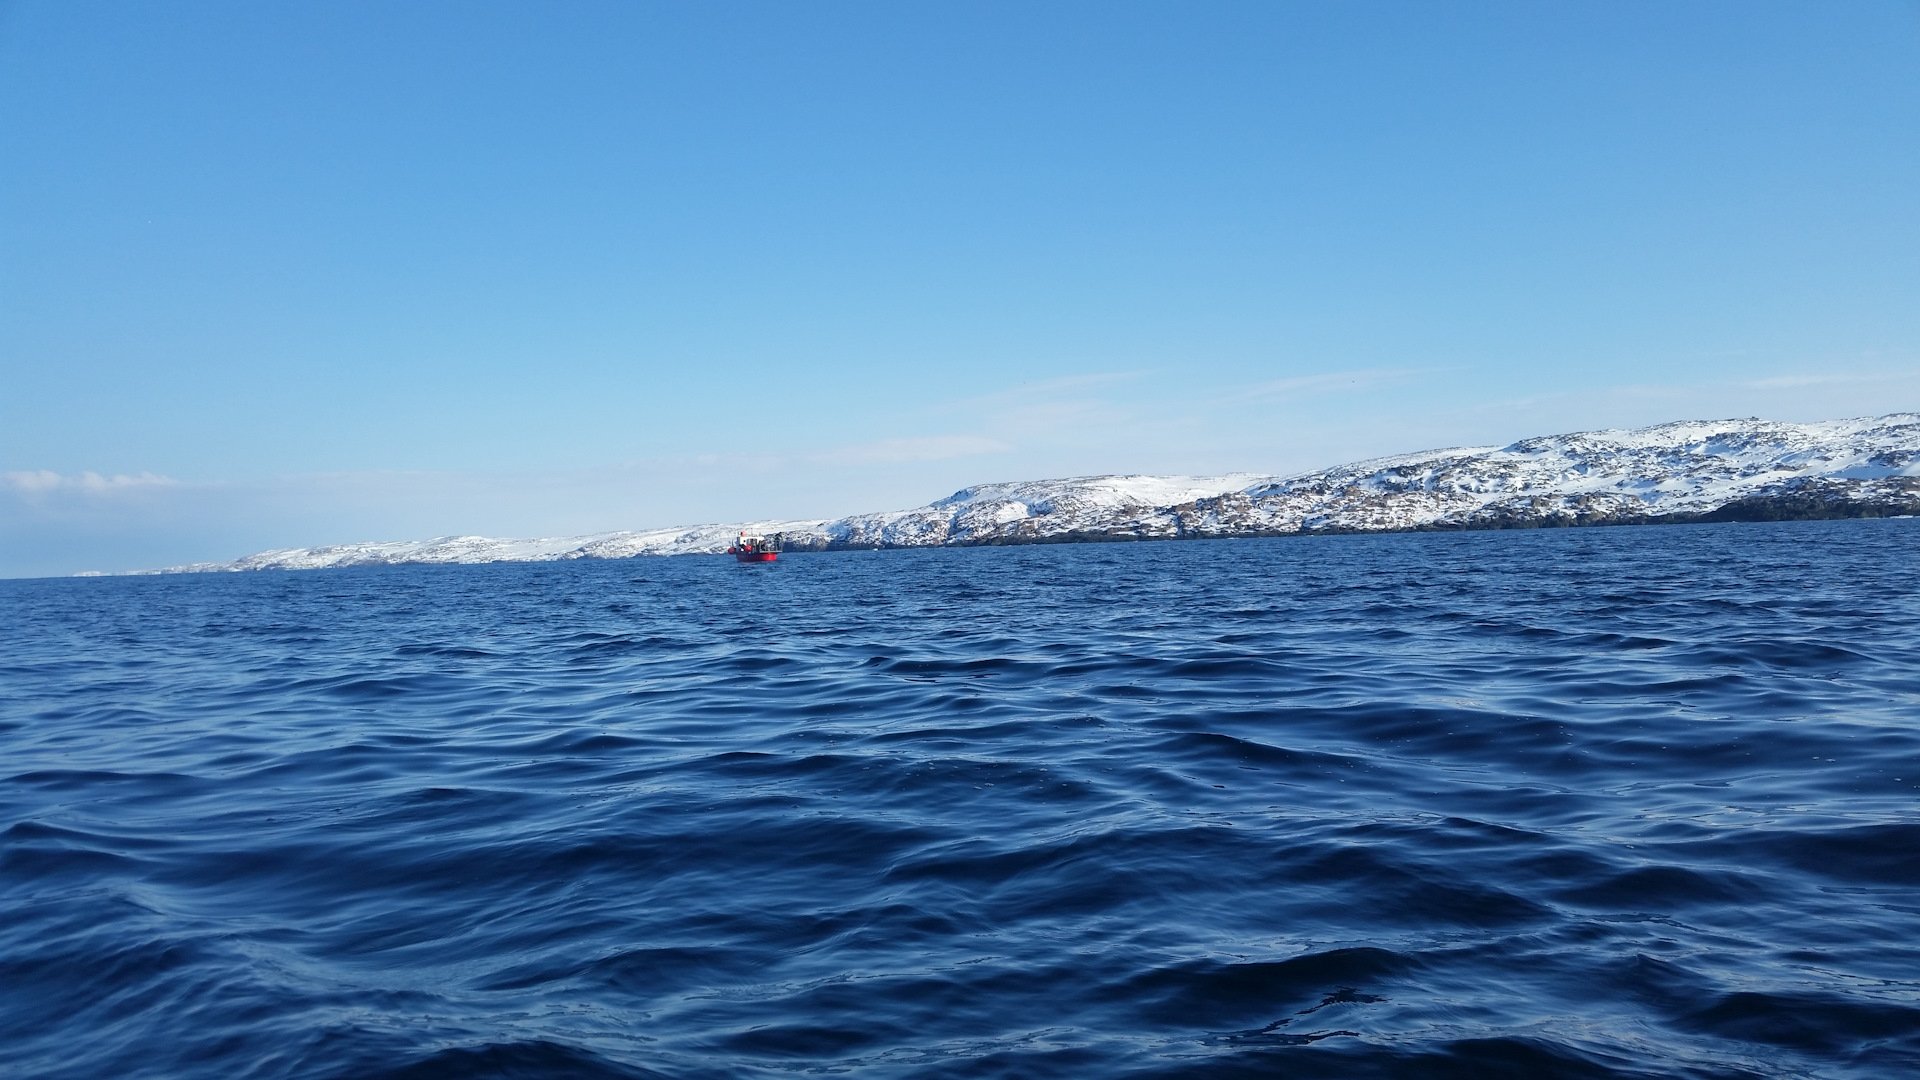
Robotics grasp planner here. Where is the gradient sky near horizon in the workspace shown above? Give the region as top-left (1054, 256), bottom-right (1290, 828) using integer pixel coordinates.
top-left (4, 1), bottom-right (1917, 577)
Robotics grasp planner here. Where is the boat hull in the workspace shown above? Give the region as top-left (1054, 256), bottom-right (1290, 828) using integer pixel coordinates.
top-left (732, 551), bottom-right (778, 563)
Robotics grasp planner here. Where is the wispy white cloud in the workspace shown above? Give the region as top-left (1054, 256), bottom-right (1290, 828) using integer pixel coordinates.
top-left (990, 398), bottom-right (1132, 437)
top-left (3, 470), bottom-right (179, 495)
top-left (1742, 372), bottom-right (1893, 390)
top-left (929, 371), bottom-right (1148, 446)
top-left (809, 435), bottom-right (1011, 466)
top-left (1242, 367), bottom-right (1428, 401)
top-left (945, 371), bottom-right (1145, 412)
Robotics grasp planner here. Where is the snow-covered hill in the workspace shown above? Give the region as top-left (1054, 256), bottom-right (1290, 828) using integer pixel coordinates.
top-left (152, 414), bottom-right (1920, 573)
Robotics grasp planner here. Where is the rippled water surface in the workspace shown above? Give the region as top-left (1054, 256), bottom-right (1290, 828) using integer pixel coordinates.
top-left (5, 520), bottom-right (1920, 1078)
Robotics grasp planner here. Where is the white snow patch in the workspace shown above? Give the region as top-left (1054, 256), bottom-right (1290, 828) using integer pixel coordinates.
top-left (140, 413), bottom-right (1920, 574)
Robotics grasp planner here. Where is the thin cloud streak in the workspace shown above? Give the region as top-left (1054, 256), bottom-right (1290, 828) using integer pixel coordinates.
top-left (1241, 368), bottom-right (1430, 402)
top-left (944, 372), bottom-right (1145, 412)
top-left (3, 470), bottom-right (179, 495)
top-left (1742, 372), bottom-right (1899, 390)
top-left (808, 435), bottom-right (1012, 466)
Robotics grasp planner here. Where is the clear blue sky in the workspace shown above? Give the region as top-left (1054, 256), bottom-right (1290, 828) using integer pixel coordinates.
top-left (4, 0), bottom-right (1917, 577)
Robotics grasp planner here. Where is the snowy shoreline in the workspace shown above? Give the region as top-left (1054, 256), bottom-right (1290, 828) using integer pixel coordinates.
top-left (137, 413), bottom-right (1920, 575)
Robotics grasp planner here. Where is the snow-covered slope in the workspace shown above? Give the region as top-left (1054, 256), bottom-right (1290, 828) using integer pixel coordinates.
top-left (1226, 413), bottom-right (1920, 534)
top-left (152, 518), bottom-right (834, 574)
top-left (151, 414), bottom-right (1920, 573)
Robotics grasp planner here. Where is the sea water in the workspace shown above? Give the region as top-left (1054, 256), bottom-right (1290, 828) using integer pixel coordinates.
top-left (3, 519), bottom-right (1918, 1078)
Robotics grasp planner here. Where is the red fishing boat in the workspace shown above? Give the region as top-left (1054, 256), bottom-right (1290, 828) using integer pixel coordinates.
top-left (727, 532), bottom-right (780, 563)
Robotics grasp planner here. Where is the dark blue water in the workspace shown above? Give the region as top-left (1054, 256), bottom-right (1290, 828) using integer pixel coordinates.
top-left (4, 520), bottom-right (1919, 1079)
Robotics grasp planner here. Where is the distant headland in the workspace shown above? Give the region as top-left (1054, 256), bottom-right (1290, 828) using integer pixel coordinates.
top-left (145, 413), bottom-right (1920, 574)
